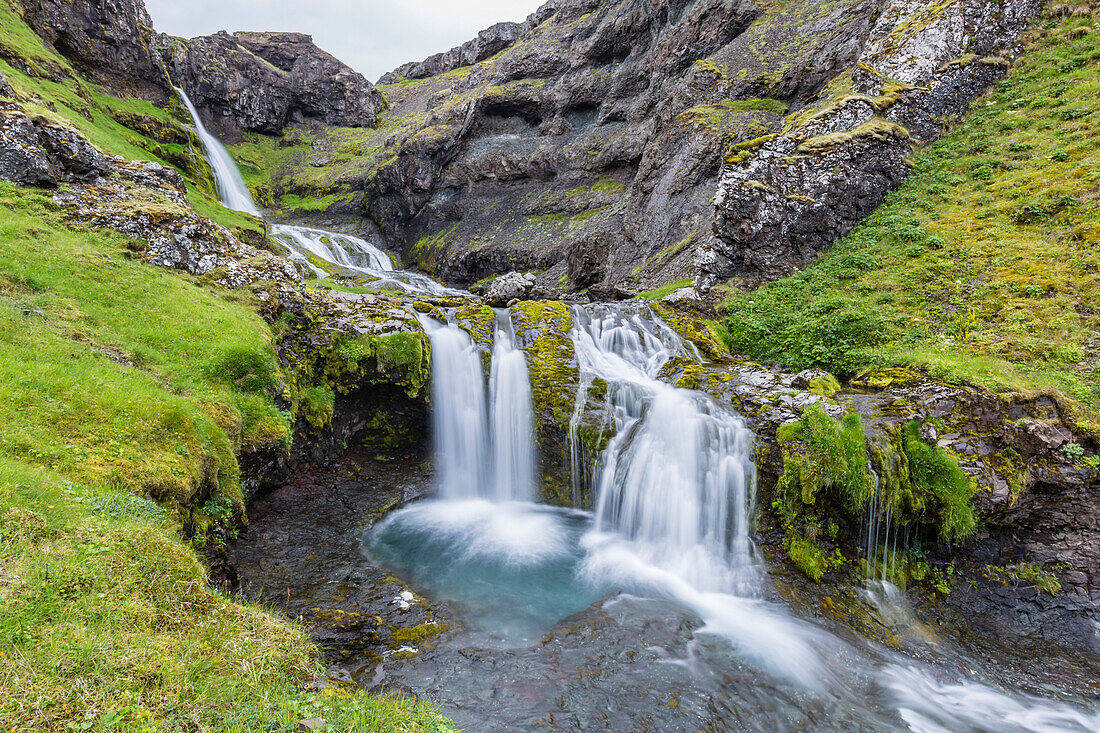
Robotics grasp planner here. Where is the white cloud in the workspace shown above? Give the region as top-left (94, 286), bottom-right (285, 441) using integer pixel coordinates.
top-left (144, 0), bottom-right (546, 82)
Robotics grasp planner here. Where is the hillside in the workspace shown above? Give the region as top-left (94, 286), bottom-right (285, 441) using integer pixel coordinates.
top-left (722, 6), bottom-right (1100, 437)
top-left (0, 0), bottom-right (452, 729)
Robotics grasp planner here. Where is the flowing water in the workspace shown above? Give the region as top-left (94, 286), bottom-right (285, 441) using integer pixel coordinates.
top-left (177, 88), bottom-right (459, 296)
top-left (183, 91), bottom-right (1100, 730)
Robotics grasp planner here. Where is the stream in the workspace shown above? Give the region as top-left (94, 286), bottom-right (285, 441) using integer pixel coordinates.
top-left (180, 92), bottom-right (1100, 732)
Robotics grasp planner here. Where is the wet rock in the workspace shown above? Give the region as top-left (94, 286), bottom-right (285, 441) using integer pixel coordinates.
top-left (485, 271), bottom-right (535, 306)
top-left (161, 31), bottom-right (385, 139)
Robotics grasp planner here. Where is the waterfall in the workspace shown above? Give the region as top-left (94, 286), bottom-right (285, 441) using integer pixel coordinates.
top-left (176, 87), bottom-right (463, 297)
top-left (488, 310), bottom-right (536, 502)
top-left (175, 87), bottom-right (260, 216)
top-left (570, 304), bottom-right (757, 593)
top-left (421, 313), bottom-right (536, 502)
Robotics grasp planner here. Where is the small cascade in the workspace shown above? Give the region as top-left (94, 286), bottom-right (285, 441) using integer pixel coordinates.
top-left (570, 304), bottom-right (757, 594)
top-left (270, 224), bottom-right (393, 277)
top-left (175, 88), bottom-right (260, 216)
top-left (420, 313), bottom-right (536, 502)
top-left (488, 310), bottom-right (537, 503)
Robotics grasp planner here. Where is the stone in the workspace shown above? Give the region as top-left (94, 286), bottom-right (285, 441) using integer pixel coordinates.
top-left (485, 271), bottom-right (535, 307)
top-left (0, 109), bottom-right (108, 186)
top-left (0, 70), bottom-right (13, 98)
top-left (298, 718), bottom-right (325, 731)
top-left (161, 31), bottom-right (386, 140)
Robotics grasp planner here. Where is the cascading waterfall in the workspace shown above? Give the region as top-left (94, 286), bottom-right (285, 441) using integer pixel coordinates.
top-left (175, 87), bottom-right (260, 216)
top-left (570, 304), bottom-right (756, 593)
top-left (175, 87), bottom-right (460, 297)
top-left (419, 313), bottom-right (536, 502)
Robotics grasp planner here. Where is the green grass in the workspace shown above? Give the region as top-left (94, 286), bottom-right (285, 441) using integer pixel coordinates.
top-left (641, 278), bottom-right (693, 300)
top-left (0, 459), bottom-right (454, 732)
top-left (0, 184), bottom-right (286, 515)
top-left (721, 9), bottom-right (1100, 435)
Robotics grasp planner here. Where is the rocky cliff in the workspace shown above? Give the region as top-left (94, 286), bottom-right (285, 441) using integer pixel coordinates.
top-left (159, 31), bottom-right (386, 140)
top-left (241, 0), bottom-right (1045, 296)
top-left (10, 0), bottom-right (384, 139)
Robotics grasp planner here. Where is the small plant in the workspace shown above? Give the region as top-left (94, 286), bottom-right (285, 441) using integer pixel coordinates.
top-left (1061, 442), bottom-right (1085, 461)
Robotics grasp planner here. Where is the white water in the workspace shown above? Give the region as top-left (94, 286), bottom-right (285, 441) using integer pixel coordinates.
top-left (176, 87), bottom-right (461, 296)
top-left (565, 304), bottom-right (831, 685)
top-left (176, 87), bottom-right (260, 216)
top-left (883, 665), bottom-right (1100, 733)
top-left (420, 314), bottom-right (536, 502)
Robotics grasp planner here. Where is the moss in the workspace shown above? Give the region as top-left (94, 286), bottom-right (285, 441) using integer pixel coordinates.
top-left (641, 278), bottom-right (693, 300)
top-left (850, 368), bottom-right (921, 389)
top-left (454, 303), bottom-right (497, 348)
top-left (510, 300), bottom-right (578, 435)
top-left (778, 405), bottom-right (873, 511)
top-left (650, 303), bottom-right (728, 361)
top-left (898, 421), bottom-right (976, 543)
top-left (299, 385), bottom-right (335, 433)
top-left (675, 362), bottom-right (707, 390)
top-left (388, 622), bottom-right (448, 648)
top-left (797, 118), bottom-right (910, 153)
top-left (786, 538), bottom-right (844, 583)
top-left (808, 374), bottom-right (842, 398)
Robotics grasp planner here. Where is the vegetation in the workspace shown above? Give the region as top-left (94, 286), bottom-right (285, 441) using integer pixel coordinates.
top-left (0, 183), bottom-right (451, 730)
top-left (722, 10), bottom-right (1100, 435)
top-left (0, 4), bottom-right (452, 729)
top-left (773, 405), bottom-right (975, 582)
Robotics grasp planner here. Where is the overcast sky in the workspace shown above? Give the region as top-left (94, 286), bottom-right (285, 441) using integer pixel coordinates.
top-left (145, 0), bottom-right (545, 82)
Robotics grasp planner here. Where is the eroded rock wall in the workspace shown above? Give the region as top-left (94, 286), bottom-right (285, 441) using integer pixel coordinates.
top-left (159, 31), bottom-right (386, 140)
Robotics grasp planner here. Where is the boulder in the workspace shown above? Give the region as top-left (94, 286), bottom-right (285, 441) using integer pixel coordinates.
top-left (485, 271), bottom-right (536, 306)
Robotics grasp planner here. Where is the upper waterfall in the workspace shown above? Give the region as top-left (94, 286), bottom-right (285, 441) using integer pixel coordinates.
top-left (175, 88), bottom-right (260, 216)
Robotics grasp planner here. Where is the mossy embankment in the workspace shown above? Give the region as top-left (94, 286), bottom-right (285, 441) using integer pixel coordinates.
top-left (721, 8), bottom-right (1100, 437)
top-left (0, 2), bottom-right (453, 728)
top-left (771, 404), bottom-right (975, 584)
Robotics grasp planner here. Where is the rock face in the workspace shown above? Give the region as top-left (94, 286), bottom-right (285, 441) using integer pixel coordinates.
top-left (0, 103), bottom-right (109, 186)
top-left (15, 0), bottom-right (170, 99)
top-left (159, 31), bottom-right (386, 139)
top-left (378, 20), bottom-right (532, 84)
top-left (250, 0), bottom-right (1043, 296)
top-left (697, 0), bottom-right (1044, 288)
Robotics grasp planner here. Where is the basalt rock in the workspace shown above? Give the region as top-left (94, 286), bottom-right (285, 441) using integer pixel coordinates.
top-left (256, 0), bottom-right (1043, 296)
top-left (159, 31), bottom-right (386, 140)
top-left (0, 106), bottom-right (109, 186)
top-left (15, 0), bottom-right (171, 100)
top-left (697, 0), bottom-right (1045, 289)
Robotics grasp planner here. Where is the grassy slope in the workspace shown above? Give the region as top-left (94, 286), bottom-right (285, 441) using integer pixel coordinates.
top-left (0, 3), bottom-right (453, 730)
top-left (0, 0), bottom-right (265, 243)
top-left (722, 9), bottom-right (1100, 436)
